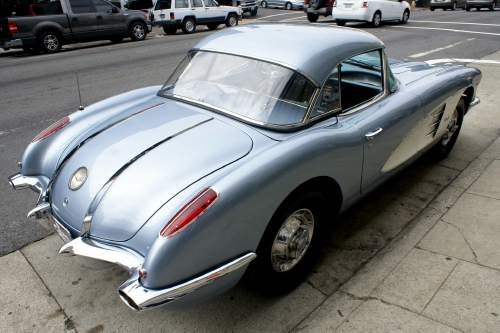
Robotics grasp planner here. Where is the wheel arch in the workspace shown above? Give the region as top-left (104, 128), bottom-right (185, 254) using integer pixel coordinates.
top-left (182, 15), bottom-right (198, 24)
top-left (276, 176), bottom-right (343, 221)
top-left (127, 19), bottom-right (148, 31)
top-left (36, 27), bottom-right (64, 42)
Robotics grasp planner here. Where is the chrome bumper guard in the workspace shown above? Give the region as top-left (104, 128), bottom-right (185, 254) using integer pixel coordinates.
top-left (8, 173), bottom-right (49, 205)
top-left (470, 97), bottom-right (480, 107)
top-left (60, 237), bottom-right (256, 312)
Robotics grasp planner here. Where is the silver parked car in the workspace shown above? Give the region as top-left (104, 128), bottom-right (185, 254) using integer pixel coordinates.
top-left (9, 23), bottom-right (481, 312)
top-left (430, 0), bottom-right (467, 10)
top-left (261, 0), bottom-right (305, 10)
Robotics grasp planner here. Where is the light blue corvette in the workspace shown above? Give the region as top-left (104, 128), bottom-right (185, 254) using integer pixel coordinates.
top-left (9, 24), bottom-right (481, 312)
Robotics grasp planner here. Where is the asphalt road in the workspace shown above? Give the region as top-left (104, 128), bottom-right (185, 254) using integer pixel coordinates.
top-left (0, 7), bottom-right (499, 255)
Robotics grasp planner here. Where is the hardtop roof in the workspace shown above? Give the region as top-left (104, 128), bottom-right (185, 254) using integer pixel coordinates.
top-left (192, 23), bottom-right (385, 85)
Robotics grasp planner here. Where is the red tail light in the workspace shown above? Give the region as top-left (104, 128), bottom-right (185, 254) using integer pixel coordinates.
top-left (9, 21), bottom-right (19, 33)
top-left (31, 116), bottom-right (70, 143)
top-left (170, 12), bottom-right (175, 20)
top-left (362, 1), bottom-right (369, 7)
top-left (159, 188), bottom-right (219, 238)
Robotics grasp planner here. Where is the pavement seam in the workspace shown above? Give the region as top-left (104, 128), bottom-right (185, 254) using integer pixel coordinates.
top-left (419, 257), bottom-right (460, 315)
top-left (464, 191), bottom-right (500, 201)
top-left (440, 220), bottom-right (479, 264)
top-left (19, 250), bottom-right (78, 333)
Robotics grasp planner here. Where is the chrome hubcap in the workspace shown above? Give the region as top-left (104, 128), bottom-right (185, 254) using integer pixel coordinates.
top-left (271, 209), bottom-right (314, 272)
top-left (374, 15), bottom-right (380, 25)
top-left (134, 25), bottom-right (144, 38)
top-left (186, 21), bottom-right (194, 31)
top-left (44, 35), bottom-right (58, 50)
top-left (442, 108), bottom-right (458, 146)
top-left (229, 17), bottom-right (236, 26)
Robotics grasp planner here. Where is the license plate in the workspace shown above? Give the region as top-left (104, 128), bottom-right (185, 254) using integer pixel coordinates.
top-left (344, 4), bottom-right (353, 8)
top-left (52, 217), bottom-right (72, 244)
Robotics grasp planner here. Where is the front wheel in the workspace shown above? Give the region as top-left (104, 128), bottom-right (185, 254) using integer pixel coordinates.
top-left (182, 18), bottom-right (196, 34)
top-left (307, 12), bottom-right (319, 22)
top-left (261, 0), bottom-right (268, 7)
top-left (452, 2), bottom-right (456, 10)
top-left (336, 20), bottom-right (346, 26)
top-left (285, 2), bottom-right (292, 9)
top-left (226, 14), bottom-right (238, 27)
top-left (129, 22), bottom-right (147, 41)
top-left (38, 31), bottom-right (62, 53)
top-left (400, 9), bottom-right (409, 23)
top-left (250, 7), bottom-right (258, 15)
top-left (246, 191), bottom-right (327, 295)
top-left (429, 99), bottom-right (465, 160)
top-left (371, 11), bottom-right (381, 27)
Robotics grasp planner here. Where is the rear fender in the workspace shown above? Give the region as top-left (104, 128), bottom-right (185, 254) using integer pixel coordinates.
top-left (138, 122), bottom-right (363, 289)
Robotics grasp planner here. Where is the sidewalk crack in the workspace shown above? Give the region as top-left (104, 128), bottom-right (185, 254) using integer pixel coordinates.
top-left (442, 220), bottom-right (479, 264)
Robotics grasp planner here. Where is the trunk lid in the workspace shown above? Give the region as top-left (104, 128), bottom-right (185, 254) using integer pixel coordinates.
top-left (51, 101), bottom-right (253, 241)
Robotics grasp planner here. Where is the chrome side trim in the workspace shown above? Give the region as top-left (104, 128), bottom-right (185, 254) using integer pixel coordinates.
top-left (470, 97), bottom-right (480, 107)
top-left (118, 252), bottom-right (257, 312)
top-left (59, 237), bottom-right (144, 275)
top-left (8, 173), bottom-right (49, 205)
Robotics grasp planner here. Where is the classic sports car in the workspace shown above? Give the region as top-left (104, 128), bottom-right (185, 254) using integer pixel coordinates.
top-left (9, 24), bottom-right (481, 312)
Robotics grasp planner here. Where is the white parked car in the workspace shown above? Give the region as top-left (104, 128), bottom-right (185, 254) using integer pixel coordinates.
top-left (304, 0), bottom-right (410, 27)
top-left (153, 0), bottom-right (241, 34)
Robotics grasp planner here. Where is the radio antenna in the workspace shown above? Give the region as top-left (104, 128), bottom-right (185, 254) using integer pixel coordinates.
top-left (76, 71), bottom-right (84, 110)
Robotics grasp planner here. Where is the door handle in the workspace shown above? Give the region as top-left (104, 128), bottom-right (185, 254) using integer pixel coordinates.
top-left (365, 128), bottom-right (383, 140)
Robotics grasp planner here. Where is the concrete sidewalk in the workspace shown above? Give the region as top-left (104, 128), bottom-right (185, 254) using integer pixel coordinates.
top-left (2, 53), bottom-right (500, 332)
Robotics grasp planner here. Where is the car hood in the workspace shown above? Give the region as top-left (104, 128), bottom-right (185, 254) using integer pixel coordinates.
top-left (50, 99), bottom-right (253, 241)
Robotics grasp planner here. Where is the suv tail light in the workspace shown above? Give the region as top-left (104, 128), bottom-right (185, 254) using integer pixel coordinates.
top-left (362, 1), bottom-right (369, 7)
top-left (8, 21), bottom-right (19, 33)
top-left (31, 116), bottom-right (71, 143)
top-left (159, 188), bottom-right (219, 238)
top-left (170, 12), bottom-right (175, 20)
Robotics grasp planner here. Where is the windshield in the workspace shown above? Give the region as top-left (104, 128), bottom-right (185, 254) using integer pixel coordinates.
top-left (159, 52), bottom-right (316, 126)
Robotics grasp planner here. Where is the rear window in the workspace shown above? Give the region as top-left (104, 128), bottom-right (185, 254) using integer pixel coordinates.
top-left (154, 0), bottom-right (171, 8)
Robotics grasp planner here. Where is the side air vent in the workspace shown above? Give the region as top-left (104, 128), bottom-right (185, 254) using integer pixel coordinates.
top-left (426, 104), bottom-right (446, 138)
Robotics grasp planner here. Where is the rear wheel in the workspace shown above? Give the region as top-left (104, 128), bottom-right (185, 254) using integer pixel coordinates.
top-left (400, 9), bottom-right (409, 23)
top-left (429, 99), bottom-right (465, 160)
top-left (246, 191), bottom-right (328, 295)
top-left (285, 2), bottom-right (292, 9)
top-left (129, 22), bottom-right (147, 41)
top-left (226, 14), bottom-right (238, 27)
top-left (307, 12), bottom-right (319, 22)
top-left (261, 0), bottom-right (268, 7)
top-left (182, 18), bottom-right (196, 34)
top-left (163, 26), bottom-right (178, 34)
top-left (250, 7), bottom-right (258, 15)
top-left (39, 31), bottom-right (62, 53)
top-left (371, 11), bottom-right (381, 27)
top-left (336, 20), bottom-right (346, 26)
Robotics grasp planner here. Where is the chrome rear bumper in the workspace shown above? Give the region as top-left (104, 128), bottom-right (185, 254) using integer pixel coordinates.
top-left (8, 173), bottom-right (49, 205)
top-left (60, 236), bottom-right (256, 312)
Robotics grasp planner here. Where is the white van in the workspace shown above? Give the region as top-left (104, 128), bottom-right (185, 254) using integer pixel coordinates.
top-left (304, 0), bottom-right (410, 27)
